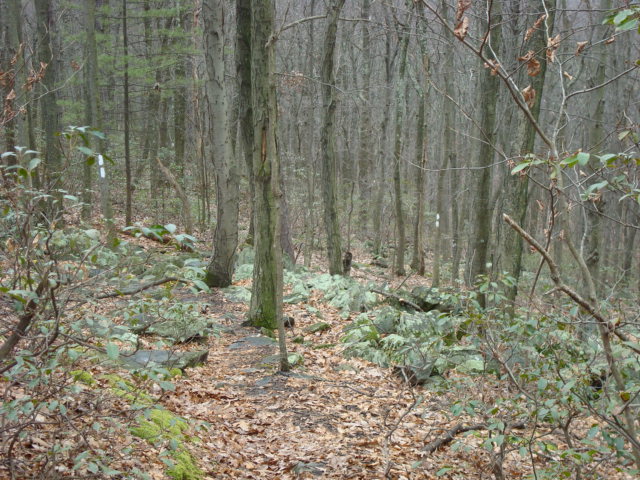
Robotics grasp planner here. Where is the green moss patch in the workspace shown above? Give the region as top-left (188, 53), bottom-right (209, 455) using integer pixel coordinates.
top-left (70, 370), bottom-right (96, 385)
top-left (132, 409), bottom-right (204, 480)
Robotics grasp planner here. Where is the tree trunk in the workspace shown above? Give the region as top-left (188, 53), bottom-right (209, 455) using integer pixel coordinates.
top-left (122, 0), bottom-right (132, 225)
top-left (319, 0), bottom-right (346, 275)
top-left (203, 0), bottom-right (239, 288)
top-left (236, 0), bottom-right (255, 245)
top-left (248, 0), bottom-right (289, 371)
top-left (469, 3), bottom-right (502, 305)
top-left (34, 0), bottom-right (62, 209)
top-left (357, 0), bottom-right (372, 237)
top-left (392, 26), bottom-right (410, 276)
top-left (502, 0), bottom-right (556, 303)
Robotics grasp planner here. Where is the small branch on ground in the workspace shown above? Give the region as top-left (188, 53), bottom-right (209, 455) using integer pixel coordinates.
top-left (96, 277), bottom-right (186, 299)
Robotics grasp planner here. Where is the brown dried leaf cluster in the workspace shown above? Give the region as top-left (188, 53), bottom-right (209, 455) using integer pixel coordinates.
top-left (455, 0), bottom-right (472, 22)
top-left (575, 41), bottom-right (588, 55)
top-left (524, 14), bottom-right (547, 42)
top-left (522, 85), bottom-right (536, 108)
top-left (546, 34), bottom-right (561, 62)
top-left (454, 16), bottom-right (469, 41)
top-left (517, 50), bottom-right (541, 76)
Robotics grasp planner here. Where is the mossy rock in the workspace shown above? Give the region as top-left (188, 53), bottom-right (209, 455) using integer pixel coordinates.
top-left (131, 408), bottom-right (188, 443)
top-left (131, 409), bottom-right (204, 480)
top-left (259, 352), bottom-right (304, 367)
top-left (167, 449), bottom-right (205, 480)
top-left (70, 370), bottom-right (95, 386)
top-left (303, 322), bottom-right (331, 334)
top-left (222, 285), bottom-right (252, 304)
top-left (122, 350), bottom-right (209, 371)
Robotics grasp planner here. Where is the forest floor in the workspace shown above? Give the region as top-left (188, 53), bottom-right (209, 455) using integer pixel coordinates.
top-left (2, 228), bottom-right (637, 479)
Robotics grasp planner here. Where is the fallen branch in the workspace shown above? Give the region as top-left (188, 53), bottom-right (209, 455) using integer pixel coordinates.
top-left (371, 289), bottom-right (423, 312)
top-left (97, 277), bottom-right (186, 299)
top-left (423, 422), bottom-right (526, 454)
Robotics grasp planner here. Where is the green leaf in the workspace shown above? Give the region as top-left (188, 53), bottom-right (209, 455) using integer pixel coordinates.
top-left (164, 223), bottom-right (177, 234)
top-left (576, 152), bottom-right (590, 166)
top-left (106, 342), bottom-right (119, 360)
top-left (192, 279), bottom-right (210, 292)
top-left (76, 146), bottom-right (94, 156)
top-left (436, 467), bottom-right (453, 476)
top-left (511, 162), bottom-right (530, 174)
top-left (538, 378), bottom-right (548, 391)
top-left (28, 157), bottom-right (42, 170)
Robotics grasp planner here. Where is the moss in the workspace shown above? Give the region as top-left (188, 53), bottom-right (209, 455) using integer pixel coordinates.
top-left (167, 449), bottom-right (205, 480)
top-left (70, 370), bottom-right (95, 385)
top-left (292, 336), bottom-right (305, 344)
top-left (168, 368), bottom-right (183, 378)
top-left (131, 408), bottom-right (187, 444)
top-left (131, 409), bottom-right (205, 480)
top-left (303, 322), bottom-right (331, 334)
top-left (102, 373), bottom-right (152, 405)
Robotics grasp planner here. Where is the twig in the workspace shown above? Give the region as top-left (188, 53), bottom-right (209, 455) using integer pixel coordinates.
top-left (96, 276), bottom-right (186, 299)
top-left (423, 422), bottom-right (526, 454)
top-left (372, 288), bottom-right (423, 312)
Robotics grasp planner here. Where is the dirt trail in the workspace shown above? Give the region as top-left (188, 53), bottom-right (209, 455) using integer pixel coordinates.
top-left (159, 290), bottom-right (453, 479)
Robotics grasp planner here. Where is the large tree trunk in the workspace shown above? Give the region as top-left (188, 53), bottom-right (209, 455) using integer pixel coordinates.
top-left (34, 0), bottom-right (62, 209)
top-left (502, 0), bottom-right (556, 303)
top-left (122, 0), bottom-right (132, 225)
top-left (83, 0), bottom-right (114, 241)
top-left (357, 0), bottom-right (372, 238)
top-left (235, 0), bottom-right (255, 245)
top-left (319, 0), bottom-right (346, 275)
top-left (247, 0), bottom-right (288, 371)
top-left (468, 2), bottom-right (502, 306)
top-left (392, 25), bottom-right (410, 276)
top-left (203, 0), bottom-right (239, 288)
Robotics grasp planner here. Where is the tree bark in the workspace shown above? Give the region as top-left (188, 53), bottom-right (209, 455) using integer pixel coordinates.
top-left (248, 0), bottom-right (289, 371)
top-left (319, 0), bottom-right (346, 275)
top-left (468, 2), bottom-right (502, 305)
top-left (203, 0), bottom-right (239, 288)
top-left (236, 0), bottom-right (254, 245)
top-left (390, 26), bottom-right (409, 276)
top-left (122, 0), bottom-right (132, 225)
top-left (502, 0), bottom-right (556, 303)
top-left (34, 0), bottom-right (62, 210)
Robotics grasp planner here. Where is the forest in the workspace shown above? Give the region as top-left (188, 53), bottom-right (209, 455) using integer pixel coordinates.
top-left (1, 0), bottom-right (639, 478)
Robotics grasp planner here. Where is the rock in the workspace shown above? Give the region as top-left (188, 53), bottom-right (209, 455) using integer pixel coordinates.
top-left (228, 336), bottom-right (277, 350)
top-left (393, 364), bottom-right (436, 386)
top-left (303, 322), bottom-right (331, 334)
top-left (293, 462), bottom-right (327, 476)
top-left (128, 313), bottom-right (210, 343)
top-left (122, 350), bottom-right (209, 371)
top-left (409, 286), bottom-right (443, 312)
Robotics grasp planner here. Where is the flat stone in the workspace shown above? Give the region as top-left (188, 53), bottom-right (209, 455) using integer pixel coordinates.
top-left (228, 336), bottom-right (277, 350)
top-left (122, 350), bottom-right (209, 371)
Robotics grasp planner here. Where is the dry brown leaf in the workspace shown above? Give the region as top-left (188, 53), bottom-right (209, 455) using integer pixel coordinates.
top-left (575, 41), bottom-right (588, 55)
top-left (563, 71), bottom-right (573, 80)
top-left (605, 36), bottom-right (615, 45)
top-left (524, 14), bottom-right (547, 42)
top-left (483, 59), bottom-right (500, 76)
top-left (546, 34), bottom-right (560, 62)
top-left (456, 0), bottom-right (472, 22)
top-left (517, 51), bottom-right (541, 76)
top-left (454, 16), bottom-right (470, 41)
top-left (522, 85), bottom-right (536, 108)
